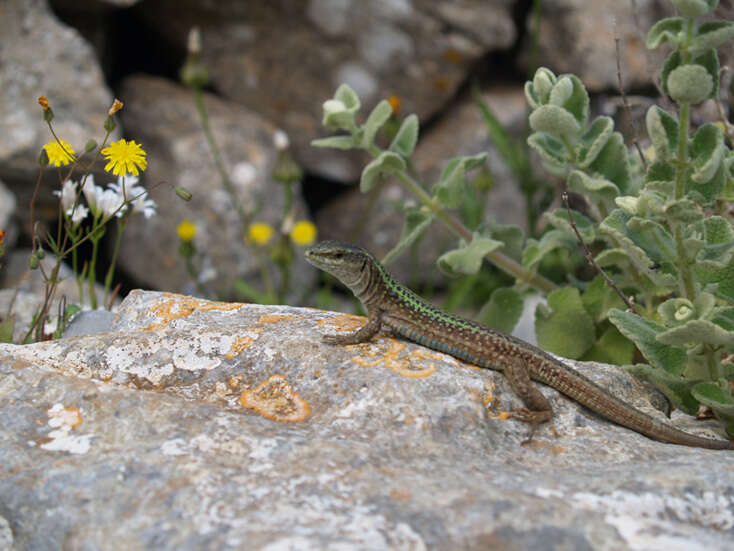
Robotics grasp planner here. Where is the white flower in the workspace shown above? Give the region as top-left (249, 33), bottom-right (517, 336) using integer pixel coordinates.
top-left (67, 204), bottom-right (89, 225)
top-left (273, 129), bottom-right (290, 151)
top-left (98, 188), bottom-right (127, 218)
top-left (54, 179), bottom-right (78, 210)
top-left (81, 175), bottom-right (104, 213)
top-left (111, 175), bottom-right (157, 218)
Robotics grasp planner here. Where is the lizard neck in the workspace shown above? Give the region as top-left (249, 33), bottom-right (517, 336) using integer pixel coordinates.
top-left (345, 255), bottom-right (389, 312)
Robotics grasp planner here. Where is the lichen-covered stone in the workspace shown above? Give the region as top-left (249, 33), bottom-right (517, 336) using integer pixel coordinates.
top-left (1, 290), bottom-right (732, 549)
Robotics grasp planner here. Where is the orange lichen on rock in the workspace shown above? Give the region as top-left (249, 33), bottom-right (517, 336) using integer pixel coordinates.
top-left (351, 339), bottom-right (437, 378)
top-left (145, 293), bottom-right (244, 331)
top-left (317, 313), bottom-right (366, 333)
top-left (483, 381), bottom-right (511, 420)
top-left (225, 330), bottom-right (262, 358)
top-left (240, 374), bottom-right (310, 422)
top-left (257, 313), bottom-right (303, 324)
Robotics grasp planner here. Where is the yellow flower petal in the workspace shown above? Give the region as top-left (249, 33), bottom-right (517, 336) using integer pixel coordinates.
top-left (177, 220), bottom-right (196, 242)
top-left (290, 220), bottom-right (317, 246)
top-left (248, 222), bottom-right (274, 246)
top-left (101, 139), bottom-right (147, 177)
top-left (43, 139), bottom-right (76, 167)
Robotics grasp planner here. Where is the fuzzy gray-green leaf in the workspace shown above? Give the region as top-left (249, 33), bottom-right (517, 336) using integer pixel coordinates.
top-left (626, 364), bottom-right (700, 415)
top-left (657, 320), bottom-right (734, 349)
top-left (608, 308), bottom-right (687, 375)
top-left (311, 135), bottom-right (357, 150)
top-left (527, 133), bottom-right (567, 168)
top-left (690, 20), bottom-right (734, 55)
top-left (535, 287), bottom-right (595, 359)
top-left (577, 116), bottom-right (614, 168)
top-left (361, 100), bottom-right (393, 148)
top-left (646, 17), bottom-right (684, 48)
top-left (437, 236), bottom-right (503, 276)
top-left (360, 151), bottom-right (406, 192)
top-left (542, 208), bottom-right (595, 243)
top-left (388, 114), bottom-right (419, 158)
top-left (381, 207), bottom-right (434, 265)
top-left (690, 122), bottom-right (724, 184)
top-left (645, 106), bottom-right (679, 161)
top-left (478, 287), bottom-right (524, 334)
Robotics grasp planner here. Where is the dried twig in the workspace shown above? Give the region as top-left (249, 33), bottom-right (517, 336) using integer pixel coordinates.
top-left (562, 192), bottom-right (640, 314)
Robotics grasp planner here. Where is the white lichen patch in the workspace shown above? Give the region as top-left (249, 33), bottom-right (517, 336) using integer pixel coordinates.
top-left (572, 490), bottom-right (734, 550)
top-left (39, 403), bottom-right (93, 455)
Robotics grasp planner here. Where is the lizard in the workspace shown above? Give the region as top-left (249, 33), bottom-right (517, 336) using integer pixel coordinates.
top-left (305, 240), bottom-right (734, 450)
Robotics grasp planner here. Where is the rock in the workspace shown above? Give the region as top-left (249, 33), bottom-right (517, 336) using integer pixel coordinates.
top-left (62, 309), bottom-right (115, 337)
top-left (523, 0), bottom-right (668, 91)
top-left (1, 290), bottom-right (732, 549)
top-left (116, 74), bottom-right (312, 296)
top-left (137, 0), bottom-right (516, 180)
top-left (0, 0), bottom-right (119, 234)
top-left (316, 86), bottom-right (531, 284)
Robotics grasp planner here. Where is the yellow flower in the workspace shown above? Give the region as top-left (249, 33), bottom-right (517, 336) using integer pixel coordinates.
top-left (290, 220), bottom-right (317, 246)
top-left (248, 222), bottom-right (274, 246)
top-left (101, 139), bottom-right (147, 177)
top-left (43, 139), bottom-right (76, 167)
top-left (108, 98), bottom-right (123, 115)
top-left (387, 94), bottom-right (401, 115)
top-left (38, 96), bottom-right (50, 110)
top-left (177, 220), bottom-right (196, 242)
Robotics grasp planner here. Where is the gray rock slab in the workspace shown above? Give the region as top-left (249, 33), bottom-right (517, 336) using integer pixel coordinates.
top-left (1, 290), bottom-right (732, 549)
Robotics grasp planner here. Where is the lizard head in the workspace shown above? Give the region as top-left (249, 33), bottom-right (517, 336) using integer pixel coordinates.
top-left (304, 240), bottom-right (373, 288)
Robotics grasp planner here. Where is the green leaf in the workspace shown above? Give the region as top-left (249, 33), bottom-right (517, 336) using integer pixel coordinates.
top-left (691, 382), bottom-right (734, 432)
top-left (527, 133), bottom-right (567, 168)
top-left (433, 153), bottom-right (488, 209)
top-left (582, 326), bottom-right (635, 365)
top-left (535, 287), bottom-right (595, 359)
top-left (522, 230), bottom-right (574, 271)
top-left (711, 308), bottom-right (734, 332)
top-left (690, 20), bottom-right (734, 55)
top-left (437, 236), bottom-right (503, 276)
top-left (525, 67), bottom-right (556, 108)
top-left (581, 274), bottom-right (626, 323)
top-left (626, 363), bottom-right (700, 415)
top-left (0, 316), bottom-right (15, 343)
top-left (310, 135), bottom-right (357, 150)
top-left (556, 74), bottom-right (589, 127)
top-left (646, 17), bottom-right (684, 49)
top-left (484, 223), bottom-right (525, 263)
top-left (334, 83), bottom-right (361, 112)
top-left (361, 100), bottom-right (393, 148)
top-left (381, 207), bottom-right (434, 265)
top-left (529, 104), bottom-right (580, 139)
top-left (477, 287), bottom-right (524, 334)
top-left (692, 48), bottom-right (720, 100)
top-left (690, 122), bottom-right (724, 184)
top-left (671, 0), bottom-right (718, 20)
top-left (696, 216), bottom-right (734, 266)
top-left (588, 132), bottom-right (631, 194)
top-left (577, 116), bottom-right (614, 168)
top-left (388, 114), bottom-right (419, 158)
top-left (661, 51), bottom-right (682, 99)
top-left (693, 257), bottom-right (734, 302)
top-left (657, 319), bottom-right (734, 349)
top-left (567, 171), bottom-right (620, 205)
top-left (668, 62), bottom-right (713, 104)
top-left (600, 209), bottom-right (678, 289)
top-left (360, 151), bottom-right (406, 192)
top-left (663, 198), bottom-right (704, 224)
top-left (542, 208), bottom-right (595, 242)
top-left (608, 309), bottom-right (687, 375)
top-left (658, 297), bottom-right (695, 326)
top-left (645, 106), bottom-right (679, 161)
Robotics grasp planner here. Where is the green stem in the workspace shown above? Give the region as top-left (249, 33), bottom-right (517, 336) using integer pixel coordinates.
top-left (192, 87), bottom-right (250, 229)
top-left (672, 100), bottom-right (696, 300)
top-left (104, 217), bottom-right (128, 306)
top-left (376, 151), bottom-right (557, 294)
top-left (88, 232), bottom-right (100, 310)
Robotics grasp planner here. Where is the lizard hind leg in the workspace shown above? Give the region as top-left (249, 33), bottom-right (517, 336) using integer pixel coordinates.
top-left (503, 359), bottom-right (557, 445)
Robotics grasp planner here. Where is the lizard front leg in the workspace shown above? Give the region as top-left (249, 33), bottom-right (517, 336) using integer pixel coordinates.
top-left (503, 359), bottom-right (556, 445)
top-left (322, 310), bottom-right (383, 345)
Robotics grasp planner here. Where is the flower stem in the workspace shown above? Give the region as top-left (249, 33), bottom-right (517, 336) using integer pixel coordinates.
top-left (104, 217), bottom-right (128, 306)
